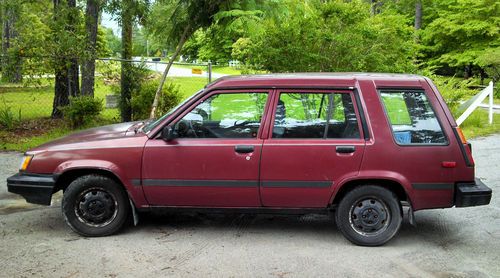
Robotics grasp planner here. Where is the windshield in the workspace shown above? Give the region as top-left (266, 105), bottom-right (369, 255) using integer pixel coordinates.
top-left (142, 89), bottom-right (204, 133)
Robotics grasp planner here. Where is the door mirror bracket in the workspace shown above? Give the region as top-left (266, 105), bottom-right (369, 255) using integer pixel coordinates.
top-left (162, 126), bottom-right (176, 142)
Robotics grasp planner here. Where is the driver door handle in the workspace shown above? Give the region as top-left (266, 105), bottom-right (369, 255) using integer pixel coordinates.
top-left (235, 145), bottom-right (255, 153)
top-left (336, 145), bottom-right (355, 154)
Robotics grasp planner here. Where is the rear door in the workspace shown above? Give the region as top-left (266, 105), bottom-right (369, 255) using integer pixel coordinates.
top-left (259, 90), bottom-right (366, 208)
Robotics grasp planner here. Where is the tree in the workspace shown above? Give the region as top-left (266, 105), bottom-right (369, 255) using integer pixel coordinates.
top-left (106, 0), bottom-right (149, 121)
top-left (81, 0), bottom-right (101, 97)
top-left (420, 0), bottom-right (500, 78)
top-left (52, 0), bottom-right (83, 118)
top-left (102, 27), bottom-right (121, 56)
top-left (240, 0), bottom-right (416, 73)
top-left (149, 0), bottom-right (229, 118)
top-left (1, 0), bottom-right (22, 83)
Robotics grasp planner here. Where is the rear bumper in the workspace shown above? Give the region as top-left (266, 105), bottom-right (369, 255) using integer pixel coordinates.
top-left (455, 178), bottom-right (492, 207)
top-left (7, 173), bottom-right (55, 205)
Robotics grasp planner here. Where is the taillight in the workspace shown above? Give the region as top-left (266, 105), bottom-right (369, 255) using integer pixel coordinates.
top-left (455, 127), bottom-right (475, 166)
top-left (456, 127), bottom-right (467, 144)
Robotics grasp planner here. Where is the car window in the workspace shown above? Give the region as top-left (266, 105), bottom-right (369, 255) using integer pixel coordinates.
top-left (380, 90), bottom-right (447, 145)
top-left (174, 93), bottom-right (268, 139)
top-left (272, 92), bottom-right (360, 139)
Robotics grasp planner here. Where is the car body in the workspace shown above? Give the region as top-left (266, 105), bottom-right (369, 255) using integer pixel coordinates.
top-left (7, 73), bottom-right (492, 246)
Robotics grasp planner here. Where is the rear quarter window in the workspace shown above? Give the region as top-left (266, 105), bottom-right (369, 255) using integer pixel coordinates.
top-left (379, 90), bottom-right (447, 145)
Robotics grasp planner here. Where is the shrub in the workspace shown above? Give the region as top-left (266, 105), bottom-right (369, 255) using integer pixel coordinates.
top-left (62, 96), bottom-right (103, 128)
top-left (130, 80), bottom-right (182, 120)
top-left (0, 97), bottom-right (21, 130)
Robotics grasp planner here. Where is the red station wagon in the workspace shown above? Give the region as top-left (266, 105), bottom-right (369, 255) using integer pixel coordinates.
top-left (7, 73), bottom-right (492, 246)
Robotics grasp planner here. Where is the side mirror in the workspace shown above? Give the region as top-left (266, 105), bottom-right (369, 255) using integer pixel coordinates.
top-left (161, 126), bottom-right (176, 142)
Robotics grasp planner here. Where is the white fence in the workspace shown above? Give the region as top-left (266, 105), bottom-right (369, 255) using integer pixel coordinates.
top-left (456, 81), bottom-right (495, 126)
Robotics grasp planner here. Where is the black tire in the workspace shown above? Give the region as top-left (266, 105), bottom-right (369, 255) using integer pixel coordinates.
top-left (62, 174), bottom-right (130, 237)
top-left (335, 185), bottom-right (402, 246)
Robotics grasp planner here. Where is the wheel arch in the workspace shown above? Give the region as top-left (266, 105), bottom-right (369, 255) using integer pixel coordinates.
top-left (54, 168), bottom-right (127, 194)
top-left (331, 178), bottom-right (412, 207)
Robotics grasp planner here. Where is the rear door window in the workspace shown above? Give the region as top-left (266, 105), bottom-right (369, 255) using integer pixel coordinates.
top-left (379, 90), bottom-right (447, 145)
top-left (272, 92), bottom-right (360, 139)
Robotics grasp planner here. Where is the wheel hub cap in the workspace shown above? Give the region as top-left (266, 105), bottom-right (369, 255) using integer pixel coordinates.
top-left (76, 189), bottom-right (117, 227)
top-left (350, 198), bottom-right (389, 235)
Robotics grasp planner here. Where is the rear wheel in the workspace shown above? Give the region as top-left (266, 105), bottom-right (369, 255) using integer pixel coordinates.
top-left (335, 185), bottom-right (402, 246)
top-left (62, 175), bottom-right (129, 237)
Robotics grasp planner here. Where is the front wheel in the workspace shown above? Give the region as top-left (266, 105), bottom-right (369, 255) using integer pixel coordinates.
top-left (335, 185), bottom-right (402, 246)
top-left (62, 175), bottom-right (130, 237)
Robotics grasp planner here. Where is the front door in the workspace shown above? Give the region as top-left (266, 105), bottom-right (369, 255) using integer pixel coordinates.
top-left (142, 90), bottom-right (270, 207)
top-left (260, 90), bottom-right (366, 207)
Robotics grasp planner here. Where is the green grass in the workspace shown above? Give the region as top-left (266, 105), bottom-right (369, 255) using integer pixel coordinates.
top-left (170, 64), bottom-right (242, 75)
top-left (0, 126), bottom-right (72, 151)
top-left (0, 78), bottom-right (120, 121)
top-left (0, 76), bottom-right (209, 151)
top-left (460, 109), bottom-right (500, 139)
top-left (169, 77), bottom-right (208, 99)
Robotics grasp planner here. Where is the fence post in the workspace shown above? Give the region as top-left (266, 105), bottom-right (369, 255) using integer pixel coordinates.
top-left (208, 61), bottom-right (212, 83)
top-left (456, 81), bottom-right (494, 126)
top-left (489, 81), bottom-right (493, 124)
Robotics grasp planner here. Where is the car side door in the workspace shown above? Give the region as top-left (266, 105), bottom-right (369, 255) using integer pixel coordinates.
top-left (141, 90), bottom-right (271, 207)
top-left (259, 90), bottom-right (366, 208)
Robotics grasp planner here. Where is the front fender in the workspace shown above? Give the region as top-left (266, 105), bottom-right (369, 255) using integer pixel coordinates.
top-left (54, 159), bottom-right (148, 208)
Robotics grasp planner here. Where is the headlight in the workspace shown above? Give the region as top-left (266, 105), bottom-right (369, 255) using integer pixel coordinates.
top-left (19, 154), bottom-right (33, 171)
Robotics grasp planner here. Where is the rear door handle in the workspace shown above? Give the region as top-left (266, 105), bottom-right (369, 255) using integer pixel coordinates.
top-left (336, 145), bottom-right (355, 154)
top-left (235, 145), bottom-right (255, 153)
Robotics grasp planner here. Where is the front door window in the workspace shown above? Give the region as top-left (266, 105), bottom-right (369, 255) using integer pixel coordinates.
top-left (175, 93), bottom-right (268, 139)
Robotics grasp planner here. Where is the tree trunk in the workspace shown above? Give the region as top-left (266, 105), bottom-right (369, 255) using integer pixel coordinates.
top-left (67, 0), bottom-right (79, 97)
top-left (52, 0), bottom-right (79, 118)
top-left (464, 63), bottom-right (473, 79)
top-left (1, 3), bottom-right (22, 83)
top-left (370, 0), bottom-right (379, 16)
top-left (414, 0), bottom-right (422, 31)
top-left (81, 0), bottom-right (99, 97)
top-left (52, 0), bottom-right (69, 118)
top-left (150, 23), bottom-right (191, 119)
top-left (120, 2), bottom-right (133, 122)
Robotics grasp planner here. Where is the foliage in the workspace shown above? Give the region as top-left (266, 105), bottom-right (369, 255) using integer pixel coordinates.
top-left (102, 27), bottom-right (122, 57)
top-left (61, 96), bottom-right (103, 128)
top-left (420, 0), bottom-right (500, 73)
top-left (131, 80), bottom-right (182, 120)
top-left (429, 75), bottom-right (477, 114)
top-left (0, 97), bottom-right (21, 130)
top-left (111, 63), bottom-right (181, 120)
top-left (239, 0), bottom-right (416, 73)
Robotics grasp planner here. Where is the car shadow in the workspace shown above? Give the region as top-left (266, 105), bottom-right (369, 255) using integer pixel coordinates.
top-left (122, 210), bottom-right (462, 247)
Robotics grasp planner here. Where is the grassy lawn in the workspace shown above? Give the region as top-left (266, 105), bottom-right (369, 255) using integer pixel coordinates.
top-left (170, 64), bottom-right (242, 75)
top-left (0, 76), bottom-right (209, 151)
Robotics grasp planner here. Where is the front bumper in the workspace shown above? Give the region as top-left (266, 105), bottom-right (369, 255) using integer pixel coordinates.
top-left (7, 173), bottom-right (56, 205)
top-left (455, 178), bottom-right (492, 207)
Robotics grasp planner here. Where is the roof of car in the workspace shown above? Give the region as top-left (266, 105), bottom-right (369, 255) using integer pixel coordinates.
top-left (206, 72), bottom-right (426, 89)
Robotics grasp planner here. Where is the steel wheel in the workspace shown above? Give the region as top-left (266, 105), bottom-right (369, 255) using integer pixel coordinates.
top-left (75, 187), bottom-right (118, 227)
top-left (349, 197), bottom-right (390, 236)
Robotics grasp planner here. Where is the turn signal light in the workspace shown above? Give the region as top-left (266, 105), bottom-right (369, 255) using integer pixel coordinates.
top-left (19, 155), bottom-right (33, 171)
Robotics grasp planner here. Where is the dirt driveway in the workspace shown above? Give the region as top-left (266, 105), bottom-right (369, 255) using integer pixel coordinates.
top-left (1, 135), bottom-right (499, 278)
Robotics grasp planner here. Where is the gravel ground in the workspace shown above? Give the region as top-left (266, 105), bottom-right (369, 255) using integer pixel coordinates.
top-left (0, 135), bottom-right (499, 278)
